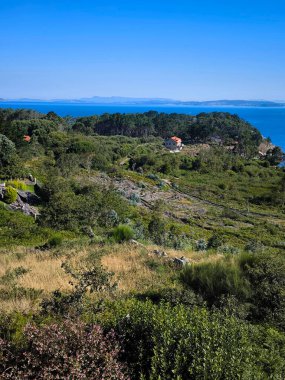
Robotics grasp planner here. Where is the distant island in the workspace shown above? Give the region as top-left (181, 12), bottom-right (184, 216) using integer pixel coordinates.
top-left (1, 96), bottom-right (285, 107)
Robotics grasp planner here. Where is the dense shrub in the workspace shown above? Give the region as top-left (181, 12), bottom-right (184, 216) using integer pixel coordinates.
top-left (0, 320), bottom-right (129, 379)
top-left (112, 225), bottom-right (134, 243)
top-left (0, 134), bottom-right (16, 166)
top-left (195, 238), bottom-right (208, 251)
top-left (136, 287), bottom-right (204, 308)
top-left (181, 252), bottom-right (285, 330)
top-left (3, 186), bottom-right (18, 204)
top-left (95, 300), bottom-right (285, 379)
top-left (218, 245), bottom-right (240, 255)
top-left (148, 215), bottom-right (167, 245)
top-left (242, 252), bottom-right (285, 330)
top-left (1, 300), bottom-right (285, 380)
top-left (0, 209), bottom-right (50, 246)
top-left (40, 180), bottom-right (130, 232)
top-left (6, 180), bottom-right (26, 190)
top-left (208, 234), bottom-right (225, 249)
top-left (44, 234), bottom-right (63, 248)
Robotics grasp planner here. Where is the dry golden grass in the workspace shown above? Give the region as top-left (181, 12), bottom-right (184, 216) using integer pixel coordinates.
top-left (0, 242), bottom-right (219, 312)
top-left (101, 244), bottom-right (164, 291)
top-left (0, 248), bottom-right (72, 292)
top-left (0, 298), bottom-right (38, 314)
top-left (101, 243), bottom-right (218, 292)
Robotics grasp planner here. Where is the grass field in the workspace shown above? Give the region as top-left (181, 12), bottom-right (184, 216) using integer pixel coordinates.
top-left (0, 242), bottom-right (219, 312)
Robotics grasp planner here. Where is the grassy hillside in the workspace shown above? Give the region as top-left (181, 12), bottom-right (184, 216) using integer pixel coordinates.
top-left (0, 108), bottom-right (284, 379)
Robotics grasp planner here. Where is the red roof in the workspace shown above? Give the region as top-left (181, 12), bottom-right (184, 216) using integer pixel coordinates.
top-left (23, 135), bottom-right (31, 142)
top-left (170, 136), bottom-right (182, 144)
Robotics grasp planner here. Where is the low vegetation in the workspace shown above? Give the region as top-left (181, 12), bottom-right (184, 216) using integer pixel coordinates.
top-left (0, 107), bottom-right (284, 378)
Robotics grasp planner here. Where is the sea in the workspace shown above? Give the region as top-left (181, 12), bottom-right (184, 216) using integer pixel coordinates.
top-left (1, 102), bottom-right (285, 149)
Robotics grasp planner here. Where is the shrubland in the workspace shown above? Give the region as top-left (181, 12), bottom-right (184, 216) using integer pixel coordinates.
top-left (0, 107), bottom-right (284, 378)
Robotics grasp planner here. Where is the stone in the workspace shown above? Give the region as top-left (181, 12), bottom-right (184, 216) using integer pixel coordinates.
top-left (153, 249), bottom-right (168, 257)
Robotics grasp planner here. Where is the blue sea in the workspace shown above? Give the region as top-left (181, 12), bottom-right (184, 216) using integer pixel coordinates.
top-left (1, 102), bottom-right (285, 149)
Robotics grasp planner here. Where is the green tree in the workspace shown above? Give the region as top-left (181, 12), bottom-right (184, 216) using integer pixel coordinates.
top-left (266, 146), bottom-right (284, 166)
top-left (0, 134), bottom-right (16, 166)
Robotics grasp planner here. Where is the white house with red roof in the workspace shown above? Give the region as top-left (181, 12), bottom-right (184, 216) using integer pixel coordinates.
top-left (165, 136), bottom-right (183, 152)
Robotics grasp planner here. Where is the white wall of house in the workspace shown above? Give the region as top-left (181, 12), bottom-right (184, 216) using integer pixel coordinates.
top-left (165, 139), bottom-right (182, 151)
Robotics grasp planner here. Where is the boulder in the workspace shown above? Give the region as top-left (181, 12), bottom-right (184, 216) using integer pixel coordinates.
top-left (173, 256), bottom-right (189, 267)
top-left (153, 249), bottom-right (168, 257)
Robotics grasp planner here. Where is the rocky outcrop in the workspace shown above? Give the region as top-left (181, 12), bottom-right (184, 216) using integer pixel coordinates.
top-left (8, 195), bottom-right (40, 218)
top-left (258, 140), bottom-right (275, 156)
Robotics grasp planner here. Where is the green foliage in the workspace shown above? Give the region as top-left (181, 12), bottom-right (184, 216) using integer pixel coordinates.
top-left (0, 209), bottom-right (50, 246)
top-left (0, 134), bottom-right (23, 178)
top-left (0, 134), bottom-right (16, 166)
top-left (195, 239), bottom-right (208, 251)
top-left (6, 180), bottom-right (27, 191)
top-left (3, 186), bottom-right (17, 204)
top-left (218, 245), bottom-right (240, 255)
top-left (181, 252), bottom-right (285, 330)
top-left (71, 111), bottom-right (262, 155)
top-left (112, 224), bottom-right (134, 243)
top-left (181, 259), bottom-right (251, 304)
top-left (136, 287), bottom-right (204, 308)
top-left (3, 119), bottom-right (58, 147)
top-left (39, 178), bottom-right (130, 232)
top-left (95, 299), bottom-right (285, 379)
top-left (266, 146), bottom-right (284, 165)
top-left (242, 252), bottom-right (285, 330)
top-left (208, 233), bottom-right (225, 249)
top-left (0, 107), bottom-right (284, 379)
top-left (44, 234), bottom-right (63, 248)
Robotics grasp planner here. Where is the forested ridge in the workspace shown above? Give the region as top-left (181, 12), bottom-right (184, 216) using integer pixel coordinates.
top-left (0, 107), bottom-right (284, 379)
top-left (0, 107), bottom-right (262, 146)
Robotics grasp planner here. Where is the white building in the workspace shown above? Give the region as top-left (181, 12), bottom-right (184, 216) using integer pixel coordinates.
top-left (165, 136), bottom-right (183, 152)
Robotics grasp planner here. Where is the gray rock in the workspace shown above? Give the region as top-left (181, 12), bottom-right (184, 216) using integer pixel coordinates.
top-left (18, 191), bottom-right (40, 205)
top-left (173, 256), bottom-right (189, 267)
top-left (130, 239), bottom-right (144, 247)
top-left (153, 249), bottom-right (168, 257)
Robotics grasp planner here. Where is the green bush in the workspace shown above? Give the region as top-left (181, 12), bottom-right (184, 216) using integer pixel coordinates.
top-left (112, 225), bottom-right (134, 243)
top-left (241, 252), bottom-right (285, 330)
top-left (218, 245), bottom-right (240, 255)
top-left (0, 134), bottom-right (16, 166)
top-left (46, 234), bottom-right (63, 248)
top-left (208, 234), bottom-right (225, 249)
top-left (0, 209), bottom-right (50, 246)
top-left (195, 239), bottom-right (208, 251)
top-left (3, 186), bottom-right (18, 204)
top-left (6, 180), bottom-right (26, 191)
top-left (180, 259), bottom-right (251, 304)
top-left (95, 299), bottom-right (285, 379)
top-left (180, 251), bottom-right (285, 330)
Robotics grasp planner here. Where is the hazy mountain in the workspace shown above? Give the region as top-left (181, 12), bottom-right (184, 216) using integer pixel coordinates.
top-left (1, 97), bottom-right (284, 107)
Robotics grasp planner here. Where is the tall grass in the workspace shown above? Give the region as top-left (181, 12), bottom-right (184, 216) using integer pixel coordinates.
top-left (181, 257), bottom-right (251, 304)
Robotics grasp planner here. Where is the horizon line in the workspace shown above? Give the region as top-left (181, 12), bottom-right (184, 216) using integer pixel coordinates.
top-left (1, 96), bottom-right (285, 103)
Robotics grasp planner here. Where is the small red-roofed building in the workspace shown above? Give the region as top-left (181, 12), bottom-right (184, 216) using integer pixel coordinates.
top-left (23, 135), bottom-right (31, 142)
top-left (165, 136), bottom-right (183, 152)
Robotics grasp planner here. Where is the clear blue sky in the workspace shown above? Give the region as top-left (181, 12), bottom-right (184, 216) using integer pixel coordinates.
top-left (0, 0), bottom-right (285, 100)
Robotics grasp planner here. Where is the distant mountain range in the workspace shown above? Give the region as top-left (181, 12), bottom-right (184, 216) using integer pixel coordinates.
top-left (1, 97), bottom-right (285, 107)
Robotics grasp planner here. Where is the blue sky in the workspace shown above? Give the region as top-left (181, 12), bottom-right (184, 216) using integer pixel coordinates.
top-left (0, 0), bottom-right (285, 100)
